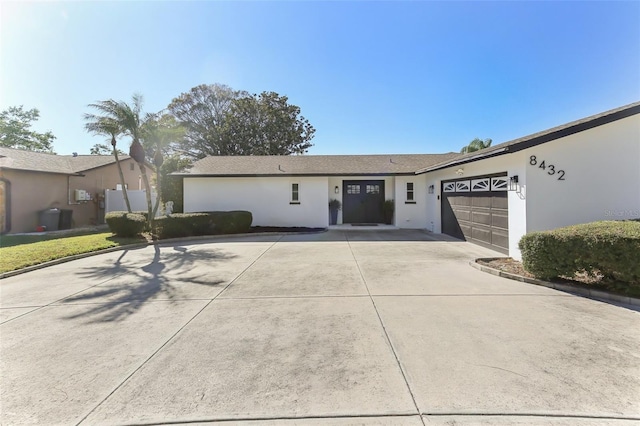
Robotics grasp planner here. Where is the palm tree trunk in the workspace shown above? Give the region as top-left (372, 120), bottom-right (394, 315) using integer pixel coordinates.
top-left (152, 167), bottom-right (162, 218)
top-left (113, 149), bottom-right (132, 212)
top-left (138, 163), bottom-right (154, 228)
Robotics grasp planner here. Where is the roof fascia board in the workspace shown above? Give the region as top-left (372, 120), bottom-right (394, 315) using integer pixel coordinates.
top-left (175, 172), bottom-right (418, 178)
top-left (416, 103), bottom-right (640, 174)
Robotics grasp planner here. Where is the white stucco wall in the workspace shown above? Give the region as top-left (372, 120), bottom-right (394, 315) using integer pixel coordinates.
top-left (395, 175), bottom-right (428, 228)
top-left (184, 176), bottom-right (329, 228)
top-left (524, 114), bottom-right (640, 231)
top-left (423, 113), bottom-right (640, 259)
top-left (424, 152), bottom-right (528, 258)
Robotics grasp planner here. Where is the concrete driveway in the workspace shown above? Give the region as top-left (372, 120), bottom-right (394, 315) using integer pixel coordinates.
top-left (1, 230), bottom-right (639, 425)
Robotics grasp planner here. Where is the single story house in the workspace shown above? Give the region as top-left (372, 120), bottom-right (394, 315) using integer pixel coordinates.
top-left (180, 101), bottom-right (640, 259)
top-left (0, 148), bottom-right (142, 233)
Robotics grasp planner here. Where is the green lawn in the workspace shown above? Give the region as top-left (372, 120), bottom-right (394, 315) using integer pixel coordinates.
top-left (0, 232), bottom-right (147, 274)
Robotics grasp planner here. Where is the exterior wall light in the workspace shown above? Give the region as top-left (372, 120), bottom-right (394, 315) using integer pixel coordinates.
top-left (509, 175), bottom-right (519, 191)
top-left (334, 185), bottom-right (339, 194)
top-left (428, 184), bottom-right (434, 194)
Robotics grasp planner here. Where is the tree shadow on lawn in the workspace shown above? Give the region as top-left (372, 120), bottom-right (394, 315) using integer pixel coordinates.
top-left (62, 245), bottom-right (237, 323)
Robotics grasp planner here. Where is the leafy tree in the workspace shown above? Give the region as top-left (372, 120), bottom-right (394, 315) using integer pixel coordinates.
top-left (89, 143), bottom-right (125, 156)
top-left (158, 154), bottom-right (190, 213)
top-left (167, 83), bottom-right (247, 159)
top-left (460, 138), bottom-right (492, 154)
top-left (0, 106), bottom-right (56, 152)
top-left (84, 111), bottom-right (133, 212)
top-left (222, 91), bottom-right (315, 155)
top-left (167, 84), bottom-right (315, 158)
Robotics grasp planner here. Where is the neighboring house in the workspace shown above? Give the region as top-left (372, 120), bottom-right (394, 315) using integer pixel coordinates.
top-left (0, 148), bottom-right (142, 233)
top-left (180, 101), bottom-right (640, 259)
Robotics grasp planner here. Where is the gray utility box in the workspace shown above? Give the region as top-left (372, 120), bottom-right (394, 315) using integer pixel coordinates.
top-left (39, 208), bottom-right (60, 231)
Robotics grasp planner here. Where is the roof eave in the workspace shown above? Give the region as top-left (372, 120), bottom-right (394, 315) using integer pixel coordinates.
top-left (416, 101), bottom-right (640, 175)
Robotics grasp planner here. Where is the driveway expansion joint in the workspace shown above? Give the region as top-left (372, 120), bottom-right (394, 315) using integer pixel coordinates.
top-left (346, 234), bottom-right (425, 426)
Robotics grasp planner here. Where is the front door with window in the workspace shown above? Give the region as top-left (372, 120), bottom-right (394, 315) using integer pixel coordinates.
top-left (342, 180), bottom-right (385, 223)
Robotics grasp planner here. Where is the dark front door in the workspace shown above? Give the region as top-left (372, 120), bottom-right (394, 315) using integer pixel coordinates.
top-left (342, 180), bottom-right (385, 224)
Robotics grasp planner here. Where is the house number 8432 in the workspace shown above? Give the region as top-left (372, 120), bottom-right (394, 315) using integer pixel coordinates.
top-left (529, 155), bottom-right (565, 180)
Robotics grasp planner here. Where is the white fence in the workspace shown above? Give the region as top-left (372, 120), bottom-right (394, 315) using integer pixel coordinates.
top-left (104, 189), bottom-right (159, 222)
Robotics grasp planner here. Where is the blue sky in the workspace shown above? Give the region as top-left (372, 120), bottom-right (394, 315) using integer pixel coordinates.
top-left (1, 1), bottom-right (638, 156)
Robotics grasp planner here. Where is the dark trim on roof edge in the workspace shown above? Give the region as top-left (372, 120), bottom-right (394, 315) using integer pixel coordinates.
top-left (175, 172), bottom-right (419, 178)
top-left (416, 102), bottom-right (640, 174)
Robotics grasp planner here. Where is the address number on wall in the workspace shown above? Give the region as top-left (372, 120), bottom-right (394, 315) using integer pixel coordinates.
top-left (529, 155), bottom-right (565, 180)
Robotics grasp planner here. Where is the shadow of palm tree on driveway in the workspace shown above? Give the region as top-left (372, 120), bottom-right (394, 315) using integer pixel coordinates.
top-left (62, 244), bottom-right (237, 323)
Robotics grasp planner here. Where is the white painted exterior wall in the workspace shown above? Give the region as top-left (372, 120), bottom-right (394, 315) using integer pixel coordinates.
top-left (395, 175), bottom-right (428, 228)
top-left (523, 114), bottom-right (640, 232)
top-left (184, 176), bottom-right (330, 228)
top-left (422, 113), bottom-right (640, 259)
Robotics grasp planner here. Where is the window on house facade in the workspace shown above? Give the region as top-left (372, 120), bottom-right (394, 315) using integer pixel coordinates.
top-left (291, 183), bottom-right (300, 203)
top-left (366, 184), bottom-right (380, 194)
top-left (347, 184), bottom-right (360, 194)
top-left (406, 182), bottom-right (414, 201)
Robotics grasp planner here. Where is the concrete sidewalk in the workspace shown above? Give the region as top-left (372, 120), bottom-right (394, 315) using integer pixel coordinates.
top-left (1, 230), bottom-right (639, 425)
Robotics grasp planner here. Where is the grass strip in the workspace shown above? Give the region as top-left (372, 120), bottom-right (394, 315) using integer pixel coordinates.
top-left (0, 233), bottom-right (146, 274)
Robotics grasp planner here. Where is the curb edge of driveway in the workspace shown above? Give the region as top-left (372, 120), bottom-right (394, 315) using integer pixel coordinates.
top-left (0, 230), bottom-right (327, 280)
top-left (470, 259), bottom-right (640, 307)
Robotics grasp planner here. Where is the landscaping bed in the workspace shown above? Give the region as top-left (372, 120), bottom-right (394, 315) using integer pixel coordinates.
top-left (477, 257), bottom-right (638, 298)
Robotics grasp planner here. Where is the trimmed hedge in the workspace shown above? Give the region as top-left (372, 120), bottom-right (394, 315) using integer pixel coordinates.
top-left (153, 211), bottom-right (252, 239)
top-left (518, 220), bottom-right (640, 290)
top-left (105, 212), bottom-right (147, 237)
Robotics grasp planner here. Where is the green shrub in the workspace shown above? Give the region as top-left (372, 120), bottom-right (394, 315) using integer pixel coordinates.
top-left (105, 212), bottom-right (146, 237)
top-left (519, 221), bottom-right (640, 291)
top-left (153, 213), bottom-right (211, 239)
top-left (208, 211), bottom-right (252, 234)
top-left (152, 211), bottom-right (252, 239)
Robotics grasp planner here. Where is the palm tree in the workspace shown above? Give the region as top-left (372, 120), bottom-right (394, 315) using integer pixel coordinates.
top-left (460, 138), bottom-right (492, 154)
top-left (85, 94), bottom-right (155, 226)
top-left (83, 113), bottom-right (132, 212)
top-left (141, 114), bottom-right (184, 218)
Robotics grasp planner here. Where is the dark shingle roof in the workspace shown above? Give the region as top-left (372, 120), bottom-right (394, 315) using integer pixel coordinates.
top-left (0, 147), bottom-right (130, 175)
top-left (416, 101), bottom-right (640, 174)
top-left (180, 153), bottom-right (460, 177)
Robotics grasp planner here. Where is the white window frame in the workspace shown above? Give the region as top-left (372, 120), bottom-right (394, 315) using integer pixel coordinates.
top-left (291, 182), bottom-right (300, 204)
top-left (406, 182), bottom-right (415, 202)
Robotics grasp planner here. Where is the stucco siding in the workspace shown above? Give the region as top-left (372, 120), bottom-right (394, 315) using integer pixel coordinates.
top-left (0, 158), bottom-right (142, 233)
top-left (524, 113), bottom-right (640, 231)
top-left (184, 176), bottom-right (330, 228)
top-left (394, 175), bottom-right (428, 228)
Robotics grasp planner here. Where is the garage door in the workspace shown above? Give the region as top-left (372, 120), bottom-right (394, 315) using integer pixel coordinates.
top-left (441, 174), bottom-right (509, 254)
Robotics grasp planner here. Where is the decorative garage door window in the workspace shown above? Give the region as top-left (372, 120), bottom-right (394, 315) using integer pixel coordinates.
top-left (347, 184), bottom-right (361, 194)
top-left (442, 173), bottom-right (508, 193)
top-left (491, 177), bottom-right (508, 191)
top-left (455, 181), bottom-right (470, 192)
top-left (471, 178), bottom-right (490, 192)
top-left (366, 184), bottom-right (380, 194)
top-left (443, 182), bottom-right (456, 192)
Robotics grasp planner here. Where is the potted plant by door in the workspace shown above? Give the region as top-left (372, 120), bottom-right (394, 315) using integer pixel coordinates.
top-left (329, 199), bottom-right (341, 225)
top-left (383, 199), bottom-right (394, 225)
